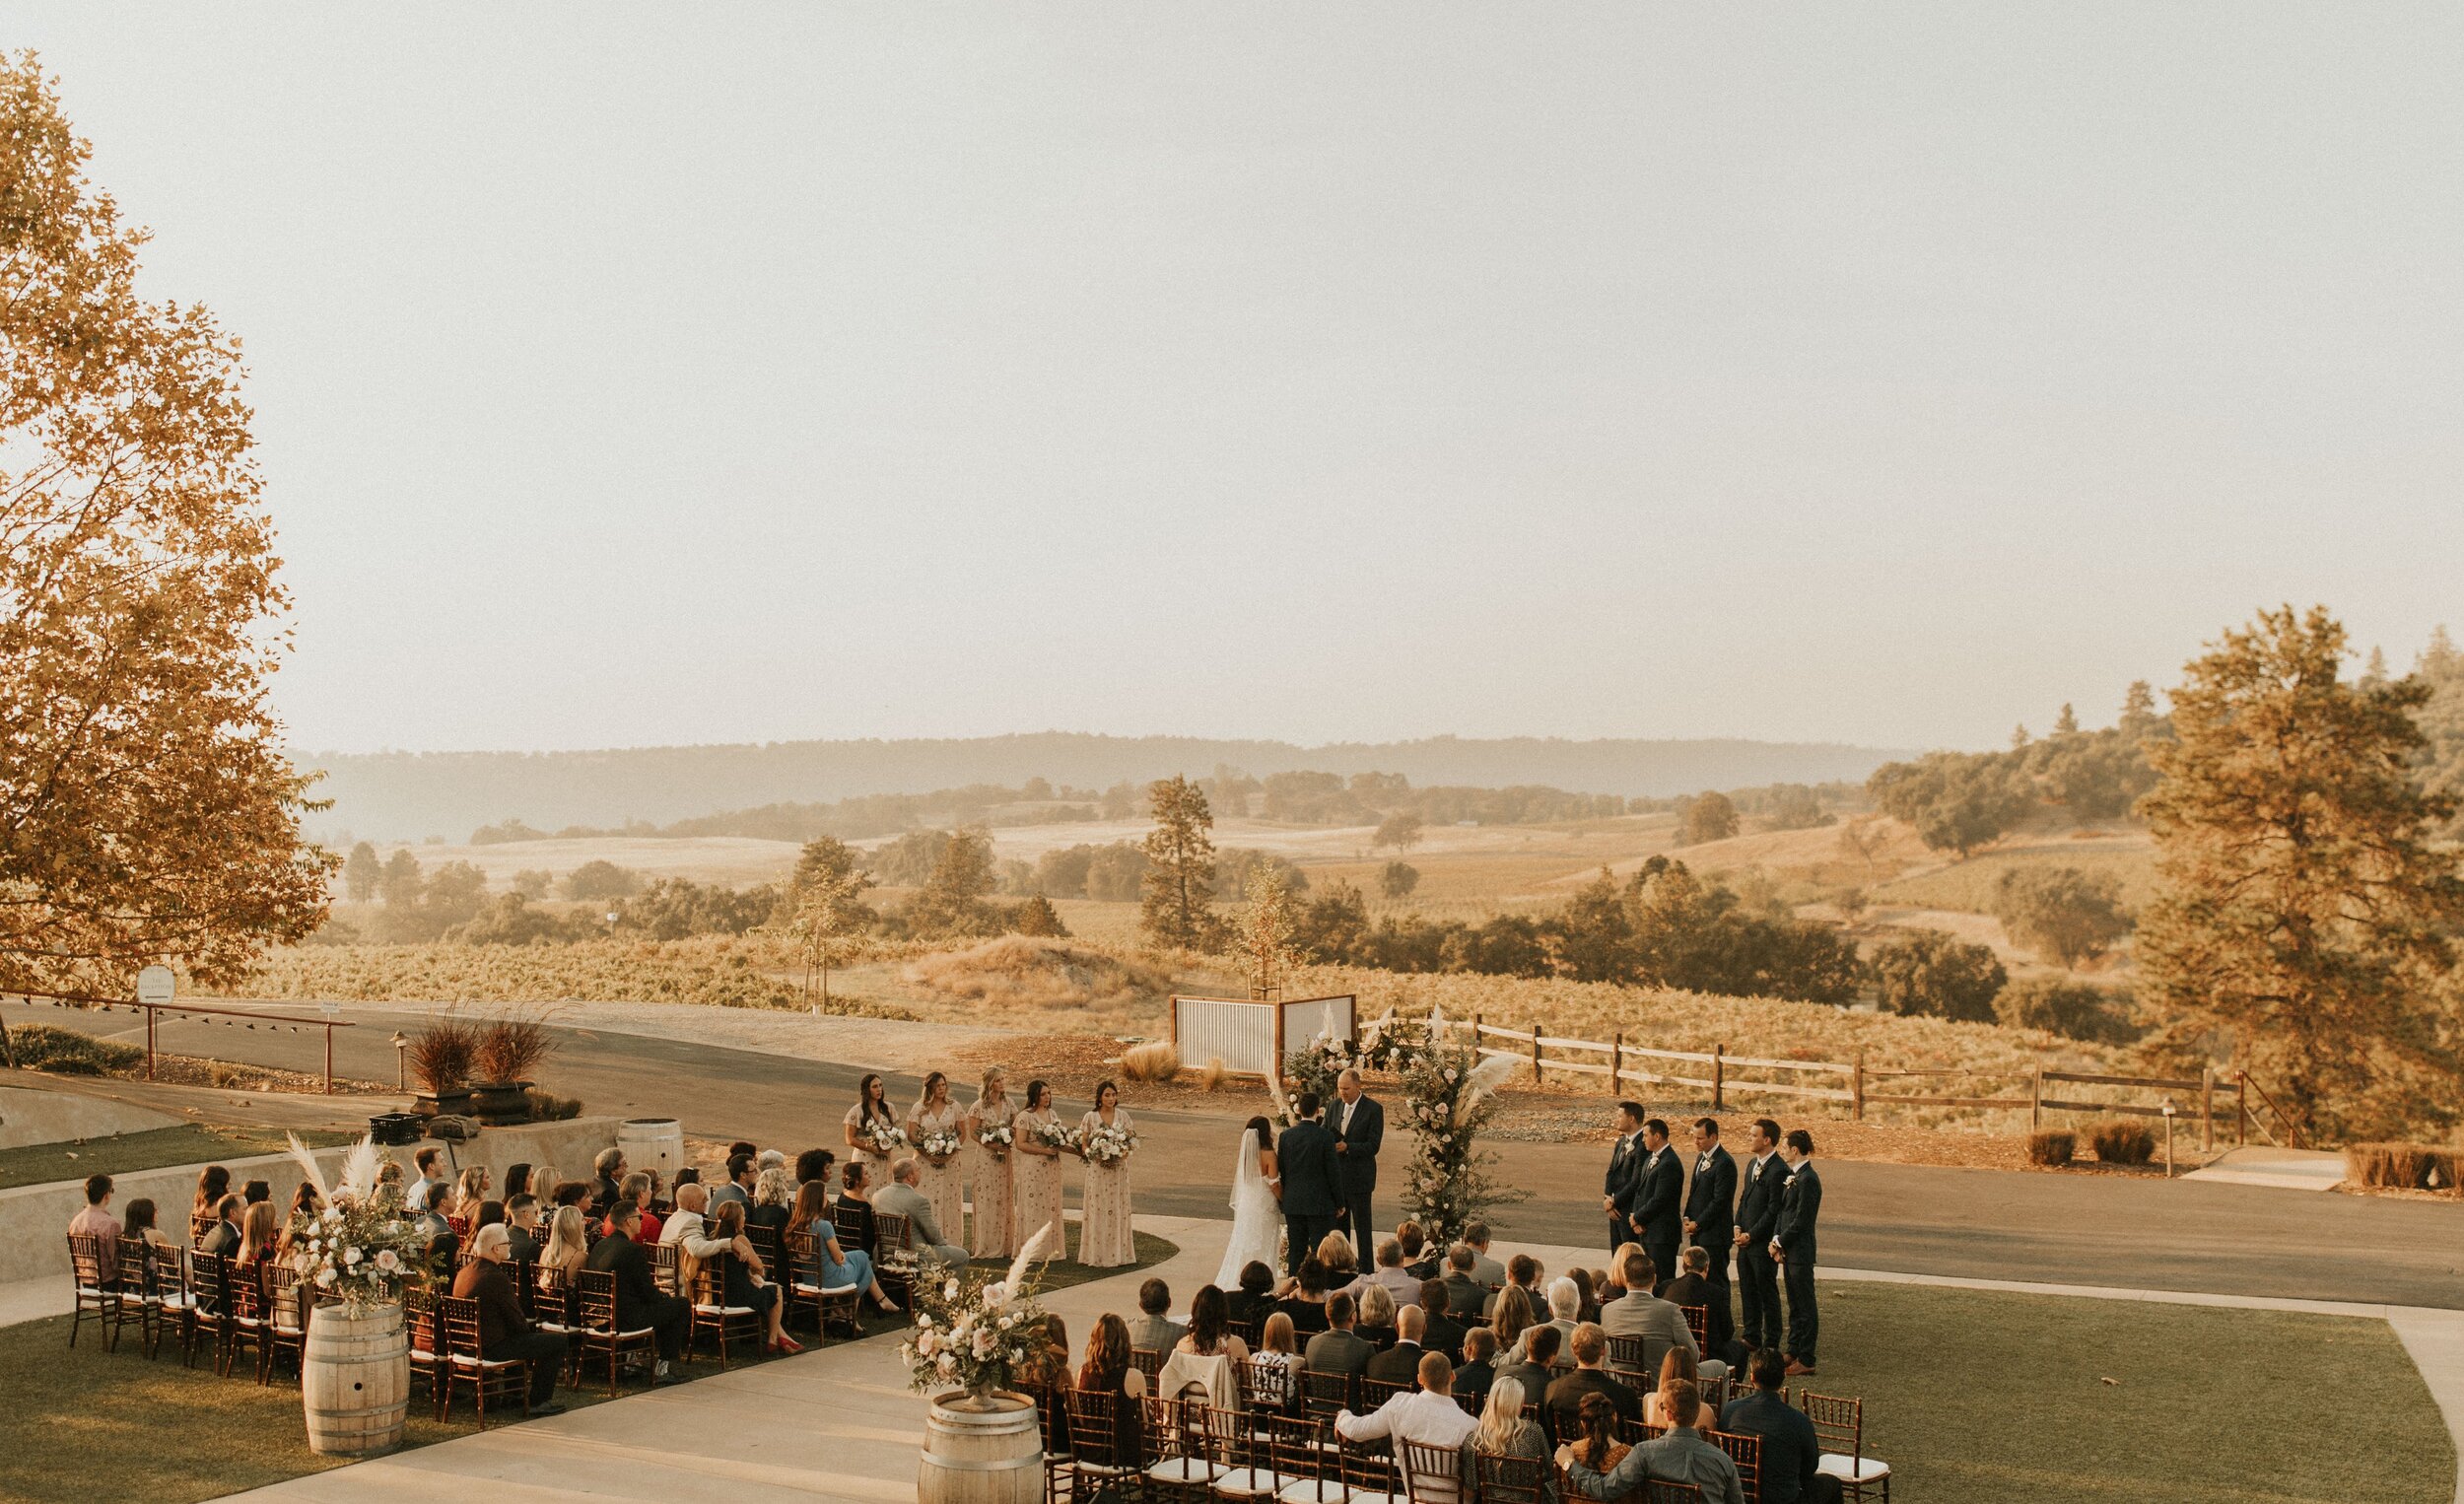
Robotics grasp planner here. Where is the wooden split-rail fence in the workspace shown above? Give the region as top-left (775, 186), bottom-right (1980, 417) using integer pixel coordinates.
top-left (1433, 1014), bottom-right (2301, 1150)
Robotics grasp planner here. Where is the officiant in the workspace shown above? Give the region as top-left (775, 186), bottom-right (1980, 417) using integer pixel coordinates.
top-left (1332, 1067), bottom-right (1384, 1254)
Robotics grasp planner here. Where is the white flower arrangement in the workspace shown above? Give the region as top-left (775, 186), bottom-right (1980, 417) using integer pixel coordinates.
top-left (919, 1128), bottom-right (964, 1162)
top-left (899, 1225), bottom-right (1060, 1400)
top-left (1030, 1118), bottom-right (1075, 1150)
top-left (280, 1132), bottom-right (430, 1316)
top-left (860, 1120), bottom-right (911, 1156)
top-left (977, 1123), bottom-right (1015, 1159)
top-left (1079, 1122), bottom-right (1139, 1167)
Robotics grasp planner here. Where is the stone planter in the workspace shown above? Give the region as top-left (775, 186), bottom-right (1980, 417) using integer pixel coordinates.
top-left (303, 1302), bottom-right (409, 1457)
top-left (466, 1081), bottom-right (532, 1125)
top-left (410, 1087), bottom-right (479, 1120)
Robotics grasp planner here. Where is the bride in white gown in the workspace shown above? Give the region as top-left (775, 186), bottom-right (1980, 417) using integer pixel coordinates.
top-left (1214, 1115), bottom-right (1283, 1289)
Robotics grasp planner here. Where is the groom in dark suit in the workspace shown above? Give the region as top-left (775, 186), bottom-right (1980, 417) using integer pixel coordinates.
top-left (1603, 1101), bottom-right (1647, 1253)
top-left (1332, 1068), bottom-right (1384, 1255)
top-left (1634, 1118), bottom-right (1684, 1293)
top-left (1277, 1093), bottom-right (1344, 1276)
top-left (1681, 1116), bottom-right (1739, 1352)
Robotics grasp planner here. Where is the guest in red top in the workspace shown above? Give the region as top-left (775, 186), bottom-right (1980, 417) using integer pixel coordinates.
top-left (619, 1171), bottom-right (664, 1244)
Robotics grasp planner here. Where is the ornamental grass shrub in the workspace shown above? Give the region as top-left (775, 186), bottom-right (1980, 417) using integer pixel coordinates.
top-left (2026, 1129), bottom-right (2077, 1167)
top-left (2088, 1118), bottom-right (2156, 1165)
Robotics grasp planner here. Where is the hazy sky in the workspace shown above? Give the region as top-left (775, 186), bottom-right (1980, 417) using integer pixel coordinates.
top-left (16, 6), bottom-right (2461, 755)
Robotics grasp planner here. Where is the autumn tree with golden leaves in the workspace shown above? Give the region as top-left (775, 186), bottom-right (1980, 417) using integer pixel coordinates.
top-left (0, 54), bottom-right (333, 1034)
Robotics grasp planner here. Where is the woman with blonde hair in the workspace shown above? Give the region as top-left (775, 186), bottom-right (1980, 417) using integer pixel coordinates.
top-left (1641, 1342), bottom-right (1704, 1426)
top-left (906, 1070), bottom-right (967, 1246)
top-left (1357, 1283), bottom-right (1399, 1350)
top-left (1250, 1311), bottom-right (1302, 1408)
top-left (524, 1164), bottom-right (560, 1207)
top-left (235, 1202), bottom-right (281, 1269)
top-left (537, 1204), bottom-right (589, 1278)
top-left (748, 1166), bottom-right (796, 1235)
top-left (451, 1166), bottom-right (489, 1219)
top-left (1463, 1376), bottom-right (1555, 1501)
top-left (1315, 1229), bottom-right (1358, 1286)
top-left (1488, 1282), bottom-right (1537, 1361)
top-left (965, 1065), bottom-right (1019, 1259)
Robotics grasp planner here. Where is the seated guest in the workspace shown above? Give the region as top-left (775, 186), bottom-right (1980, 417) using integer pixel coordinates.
top-left (236, 1202), bottom-right (281, 1270)
top-left (1302, 1292), bottom-right (1373, 1378)
top-left (450, 1167), bottom-right (490, 1220)
top-left (191, 1165), bottom-right (232, 1243)
top-left (503, 1163), bottom-right (531, 1212)
top-left (1159, 1284), bottom-right (1250, 1409)
top-left (1520, 1277), bottom-right (1583, 1362)
top-left (1567, 1391), bottom-right (1630, 1475)
top-left (709, 1153), bottom-right (757, 1212)
top-left (1487, 1252), bottom-right (1543, 1320)
top-left (1251, 1312), bottom-right (1302, 1406)
top-left (584, 1198), bottom-right (688, 1385)
top-left (538, 1204), bottom-right (589, 1281)
top-left (831, 1162), bottom-right (877, 1254)
top-left (1364, 1301), bottom-right (1427, 1385)
top-left (119, 1198), bottom-right (171, 1296)
top-left (657, 1183), bottom-right (733, 1263)
top-left (404, 1149), bottom-right (448, 1213)
top-left (1568, 1267), bottom-right (1603, 1325)
top-left (1602, 1247), bottom-right (1716, 1380)
top-left (589, 1148), bottom-right (625, 1216)
top-left (1455, 1327), bottom-right (1499, 1401)
top-left (1461, 1375), bottom-right (1553, 1503)
top-left (451, 1224), bottom-right (568, 1415)
top-left (505, 1195), bottom-right (542, 1262)
top-left (727, 1139), bottom-right (758, 1163)
top-left (1560, 1379), bottom-right (1744, 1503)
top-left (1076, 1314), bottom-right (1149, 1467)
top-left (1353, 1236), bottom-right (1422, 1308)
top-left (1128, 1277), bottom-right (1186, 1354)
top-left (1442, 1244), bottom-right (1488, 1322)
top-left (289, 1180), bottom-right (325, 1222)
top-left (686, 1200), bottom-right (797, 1354)
top-left (1489, 1283), bottom-right (1538, 1366)
top-left (1335, 1350), bottom-right (1479, 1500)
top-left (550, 1181), bottom-right (591, 1210)
top-left (1494, 1322), bottom-right (1559, 1407)
top-left (1419, 1277), bottom-right (1468, 1359)
top-left (1276, 1258), bottom-right (1330, 1336)
top-left (523, 1164), bottom-right (561, 1207)
top-left (1719, 1348), bottom-right (1839, 1504)
top-left (1543, 1324), bottom-right (1640, 1436)
top-left (1465, 1221), bottom-right (1506, 1292)
top-left (197, 1193), bottom-right (243, 1258)
top-left (1016, 1313), bottom-right (1070, 1389)
top-left (871, 1158), bottom-right (968, 1269)
top-left (787, 1178), bottom-right (900, 1313)
top-left (1226, 1261), bottom-right (1280, 1329)
top-left (470, 1199), bottom-right (507, 1241)
top-left (1643, 1345), bottom-right (1703, 1427)
top-left (793, 1146), bottom-right (836, 1189)
top-left (1315, 1230), bottom-right (1359, 1289)
top-left (748, 1167), bottom-right (796, 1235)
top-left (1399, 1220), bottom-right (1442, 1281)
top-left (67, 1174), bottom-right (120, 1278)
top-left (619, 1173), bottom-right (663, 1244)
top-left (1357, 1284), bottom-right (1400, 1350)
top-left (241, 1179), bottom-right (271, 1207)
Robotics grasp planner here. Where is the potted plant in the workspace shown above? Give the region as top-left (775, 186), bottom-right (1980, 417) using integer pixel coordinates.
top-left (469, 1014), bottom-right (556, 1125)
top-left (406, 1018), bottom-right (480, 1120)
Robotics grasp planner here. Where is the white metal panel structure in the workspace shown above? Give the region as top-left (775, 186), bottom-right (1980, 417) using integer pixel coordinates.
top-left (1170, 994), bottom-right (1357, 1078)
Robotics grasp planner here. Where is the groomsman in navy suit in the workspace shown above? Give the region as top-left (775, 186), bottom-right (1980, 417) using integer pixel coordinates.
top-left (1681, 1116), bottom-right (1739, 1353)
top-left (1733, 1118), bottom-right (1785, 1354)
top-left (1602, 1101), bottom-right (1648, 1253)
top-left (1633, 1119), bottom-right (1685, 1292)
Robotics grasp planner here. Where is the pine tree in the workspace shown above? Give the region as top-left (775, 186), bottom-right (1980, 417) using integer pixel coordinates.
top-left (2137, 605), bottom-right (2464, 1137)
top-left (1139, 776), bottom-right (1220, 949)
top-left (2054, 703), bottom-right (2080, 735)
top-left (342, 842), bottom-right (382, 903)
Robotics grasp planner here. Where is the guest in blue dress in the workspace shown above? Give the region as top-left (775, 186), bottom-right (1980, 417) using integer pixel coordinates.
top-left (790, 1180), bottom-right (902, 1313)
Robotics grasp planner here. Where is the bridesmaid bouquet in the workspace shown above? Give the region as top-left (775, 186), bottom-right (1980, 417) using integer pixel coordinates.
top-left (1031, 1119), bottom-right (1074, 1151)
top-left (860, 1122), bottom-right (911, 1157)
top-left (1079, 1122), bottom-right (1140, 1166)
top-left (977, 1123), bottom-right (1015, 1159)
top-left (919, 1128), bottom-right (964, 1162)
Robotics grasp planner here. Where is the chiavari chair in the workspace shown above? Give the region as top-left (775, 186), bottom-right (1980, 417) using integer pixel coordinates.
top-left (571, 1266), bottom-right (659, 1397)
top-left (438, 1292), bottom-right (530, 1426)
top-left (1798, 1392), bottom-right (1890, 1501)
top-left (66, 1233), bottom-right (130, 1350)
top-left (688, 1249), bottom-right (761, 1368)
top-left (1707, 1429), bottom-right (1761, 1504)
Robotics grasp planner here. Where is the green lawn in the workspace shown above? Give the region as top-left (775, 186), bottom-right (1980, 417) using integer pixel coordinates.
top-left (1800, 1279), bottom-right (2451, 1503)
top-left (0, 1124), bottom-right (357, 1192)
top-left (0, 1229), bottom-right (1178, 1504)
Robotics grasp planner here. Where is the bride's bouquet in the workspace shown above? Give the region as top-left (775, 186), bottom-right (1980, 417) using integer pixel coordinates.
top-left (919, 1127), bottom-right (964, 1163)
top-left (860, 1121), bottom-right (911, 1157)
top-left (1079, 1122), bottom-right (1139, 1167)
top-left (1030, 1118), bottom-right (1074, 1151)
top-left (977, 1123), bottom-right (1015, 1159)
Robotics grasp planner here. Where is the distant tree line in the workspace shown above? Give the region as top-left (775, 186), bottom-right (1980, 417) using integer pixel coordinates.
top-left (1865, 687), bottom-right (2170, 855)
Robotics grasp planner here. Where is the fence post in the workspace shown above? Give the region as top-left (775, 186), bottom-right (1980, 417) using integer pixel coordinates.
top-left (2236, 1072), bottom-right (2247, 1147)
top-left (1611, 1032), bottom-right (1622, 1095)
top-left (1712, 1044), bottom-right (1725, 1112)
top-left (1531, 1019), bottom-right (1543, 1084)
top-left (146, 1005), bottom-right (157, 1081)
top-left (2200, 1066), bottom-right (2214, 1153)
top-left (2030, 1067), bottom-right (2043, 1132)
top-left (1851, 1051), bottom-right (1866, 1123)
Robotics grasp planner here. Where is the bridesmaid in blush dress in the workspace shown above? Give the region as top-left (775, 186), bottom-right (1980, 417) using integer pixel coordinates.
top-left (1009, 1079), bottom-right (1066, 1255)
top-left (843, 1072), bottom-right (900, 1183)
top-left (966, 1066), bottom-right (1020, 1259)
top-left (1076, 1079), bottom-right (1136, 1268)
top-left (907, 1071), bottom-right (968, 1248)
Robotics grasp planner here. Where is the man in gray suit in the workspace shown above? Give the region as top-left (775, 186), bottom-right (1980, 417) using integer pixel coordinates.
top-left (1127, 1278), bottom-right (1187, 1354)
top-left (1601, 1247), bottom-right (1716, 1380)
top-left (1303, 1292), bottom-right (1374, 1378)
top-left (873, 1157), bottom-right (968, 1269)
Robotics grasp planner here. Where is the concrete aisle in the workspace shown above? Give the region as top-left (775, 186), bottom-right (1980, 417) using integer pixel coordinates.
top-left (219, 1214), bottom-right (1233, 1504)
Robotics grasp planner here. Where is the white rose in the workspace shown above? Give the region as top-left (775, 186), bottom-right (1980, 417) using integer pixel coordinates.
top-left (375, 1249), bottom-right (400, 1272)
top-left (917, 1331), bottom-right (936, 1356)
top-left (344, 1247), bottom-right (363, 1265)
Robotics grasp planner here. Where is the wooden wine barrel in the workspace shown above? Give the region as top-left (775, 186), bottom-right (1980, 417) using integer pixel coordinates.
top-left (917, 1390), bottom-right (1043, 1504)
top-left (302, 1303), bottom-right (409, 1458)
top-left (619, 1118), bottom-right (685, 1184)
